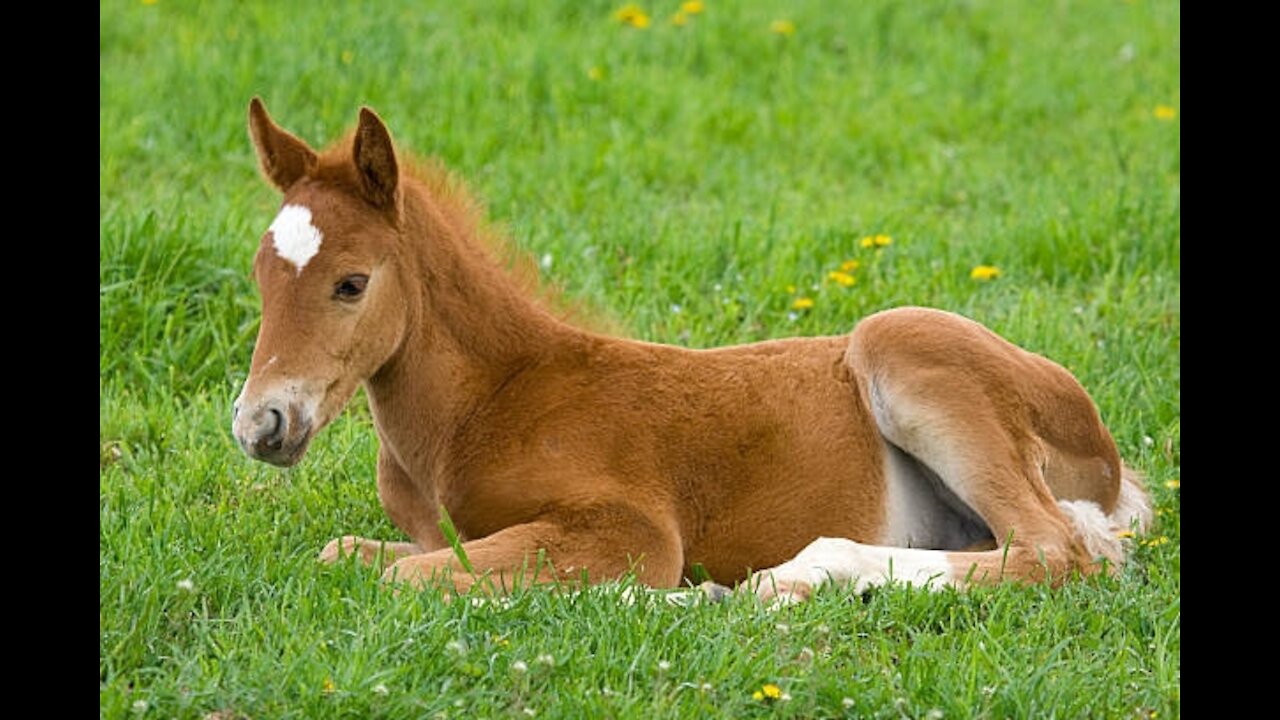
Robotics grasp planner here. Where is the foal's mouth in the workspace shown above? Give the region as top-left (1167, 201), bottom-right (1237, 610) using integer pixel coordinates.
top-left (247, 429), bottom-right (313, 468)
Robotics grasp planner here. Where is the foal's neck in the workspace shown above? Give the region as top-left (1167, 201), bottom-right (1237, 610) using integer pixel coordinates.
top-left (414, 178), bottom-right (570, 364)
top-left (364, 177), bottom-right (579, 468)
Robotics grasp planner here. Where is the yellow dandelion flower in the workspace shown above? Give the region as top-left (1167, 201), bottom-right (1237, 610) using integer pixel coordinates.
top-left (1141, 536), bottom-right (1170, 548)
top-left (614, 5), bottom-right (651, 28)
top-left (762, 684), bottom-right (783, 700)
top-left (1116, 530), bottom-right (1136, 539)
top-left (322, 676), bottom-right (337, 694)
top-left (341, 50), bottom-right (354, 65)
top-left (671, 11), bottom-right (688, 25)
top-left (791, 297), bottom-right (814, 310)
top-left (873, 234), bottom-right (892, 247)
top-left (588, 66), bottom-right (604, 81)
top-left (752, 691), bottom-right (764, 701)
top-left (1164, 478), bottom-right (1180, 490)
top-left (840, 259), bottom-right (860, 272)
top-left (1154, 105), bottom-right (1177, 120)
top-left (681, 1), bottom-right (704, 13)
top-left (827, 270), bottom-right (856, 287)
top-left (770, 20), bottom-right (795, 36)
top-left (970, 265), bottom-right (1001, 281)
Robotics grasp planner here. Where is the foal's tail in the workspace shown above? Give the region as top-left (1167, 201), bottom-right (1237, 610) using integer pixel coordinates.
top-left (1112, 466), bottom-right (1154, 535)
top-left (1055, 465), bottom-right (1153, 570)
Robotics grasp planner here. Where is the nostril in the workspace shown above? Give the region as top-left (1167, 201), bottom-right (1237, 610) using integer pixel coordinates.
top-left (255, 408), bottom-right (287, 453)
top-left (264, 407), bottom-right (285, 440)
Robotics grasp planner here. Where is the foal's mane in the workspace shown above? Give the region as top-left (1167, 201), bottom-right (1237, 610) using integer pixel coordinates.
top-left (311, 131), bottom-right (616, 335)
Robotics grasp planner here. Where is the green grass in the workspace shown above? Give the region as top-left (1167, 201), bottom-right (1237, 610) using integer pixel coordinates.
top-left (100, 1), bottom-right (1179, 717)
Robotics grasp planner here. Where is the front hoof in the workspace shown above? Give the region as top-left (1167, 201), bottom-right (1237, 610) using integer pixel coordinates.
top-left (318, 535), bottom-right (361, 564)
top-left (381, 558), bottom-right (418, 587)
top-left (382, 558), bottom-right (445, 593)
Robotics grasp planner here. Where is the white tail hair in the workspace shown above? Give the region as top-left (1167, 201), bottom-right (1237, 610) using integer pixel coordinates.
top-left (1057, 467), bottom-right (1153, 570)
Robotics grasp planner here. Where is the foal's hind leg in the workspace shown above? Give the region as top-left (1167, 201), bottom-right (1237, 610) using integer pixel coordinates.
top-left (319, 449), bottom-right (444, 570)
top-left (749, 308), bottom-right (1135, 602)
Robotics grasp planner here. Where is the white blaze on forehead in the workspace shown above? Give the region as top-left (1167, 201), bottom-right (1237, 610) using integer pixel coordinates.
top-left (268, 204), bottom-right (323, 275)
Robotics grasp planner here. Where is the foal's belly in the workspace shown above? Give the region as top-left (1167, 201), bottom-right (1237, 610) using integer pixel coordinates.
top-left (677, 433), bottom-right (890, 584)
top-left (663, 349), bottom-right (891, 584)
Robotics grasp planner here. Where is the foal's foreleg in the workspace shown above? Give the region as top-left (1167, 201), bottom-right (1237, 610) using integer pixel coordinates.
top-left (381, 504), bottom-right (683, 594)
top-left (319, 536), bottom-right (423, 569)
top-left (318, 450), bottom-right (445, 570)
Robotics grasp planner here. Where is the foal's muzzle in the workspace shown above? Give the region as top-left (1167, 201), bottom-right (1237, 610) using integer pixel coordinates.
top-left (232, 395), bottom-right (313, 467)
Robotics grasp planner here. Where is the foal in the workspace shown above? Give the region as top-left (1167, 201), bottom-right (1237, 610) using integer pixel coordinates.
top-left (232, 99), bottom-right (1151, 603)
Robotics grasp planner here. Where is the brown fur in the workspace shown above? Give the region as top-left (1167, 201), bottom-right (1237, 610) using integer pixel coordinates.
top-left (232, 100), bottom-right (1150, 598)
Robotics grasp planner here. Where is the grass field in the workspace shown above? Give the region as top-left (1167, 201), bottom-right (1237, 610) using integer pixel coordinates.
top-left (100, 1), bottom-right (1180, 717)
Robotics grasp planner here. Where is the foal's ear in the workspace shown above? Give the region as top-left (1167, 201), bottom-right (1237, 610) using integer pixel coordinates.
top-left (247, 97), bottom-right (317, 192)
top-left (353, 107), bottom-right (399, 209)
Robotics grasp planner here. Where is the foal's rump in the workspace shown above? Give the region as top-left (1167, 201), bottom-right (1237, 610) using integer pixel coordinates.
top-left (734, 308), bottom-right (1152, 602)
top-left (840, 306), bottom-right (1150, 564)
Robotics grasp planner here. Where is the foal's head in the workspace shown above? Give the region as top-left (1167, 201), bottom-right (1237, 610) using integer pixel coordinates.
top-left (232, 99), bottom-right (413, 466)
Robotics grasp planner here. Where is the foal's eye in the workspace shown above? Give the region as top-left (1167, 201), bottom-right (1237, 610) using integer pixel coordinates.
top-left (334, 274), bottom-right (369, 301)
